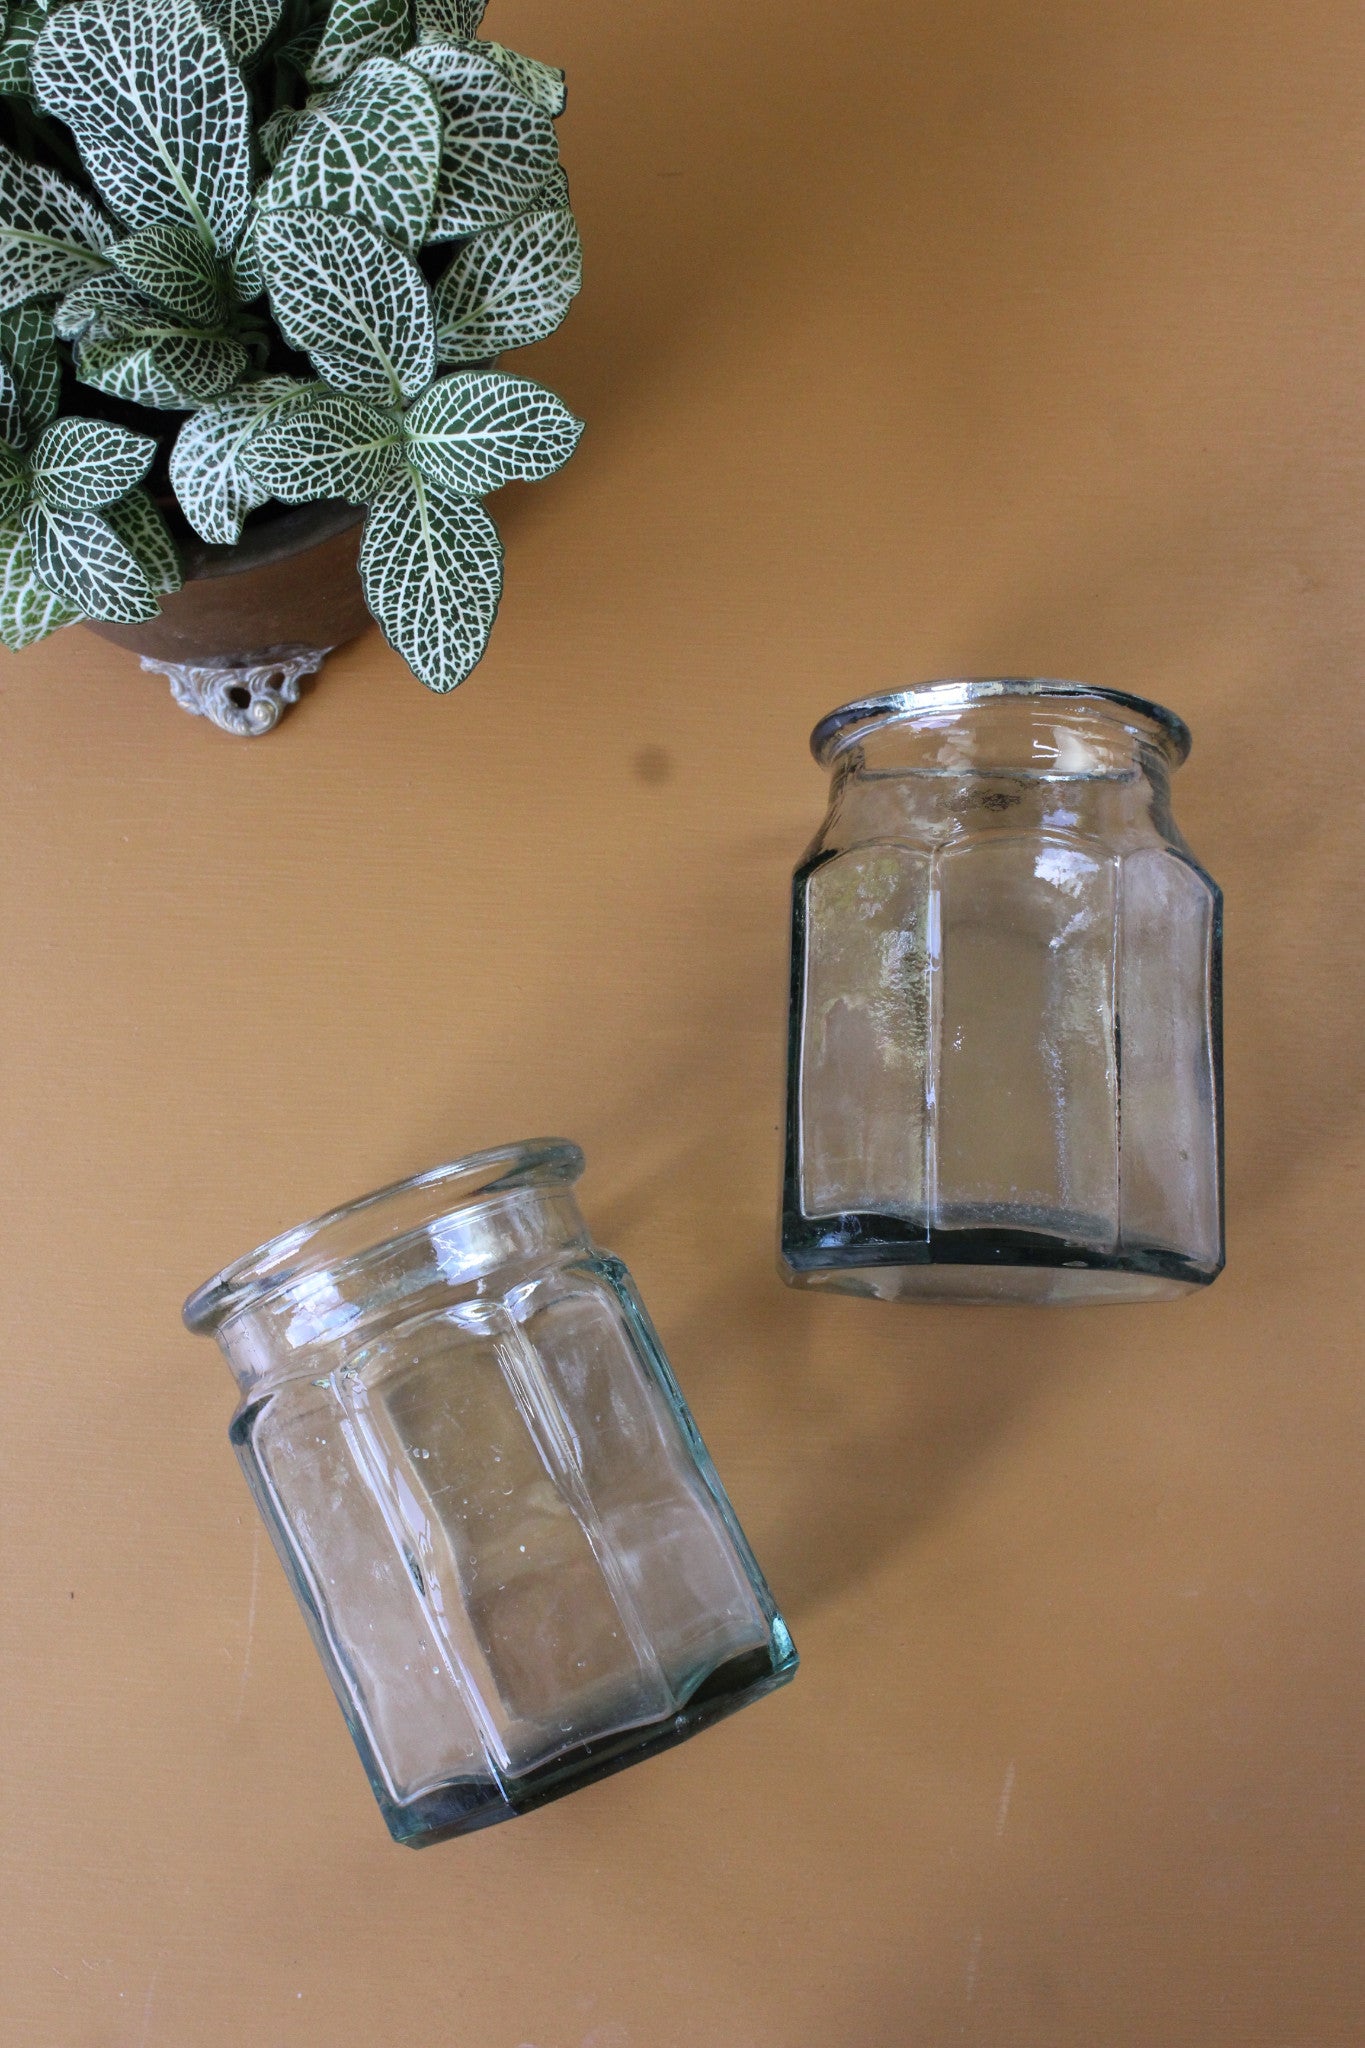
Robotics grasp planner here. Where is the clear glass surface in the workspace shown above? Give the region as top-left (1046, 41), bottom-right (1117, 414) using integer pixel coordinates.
top-left (782, 680), bottom-right (1224, 1304)
top-left (186, 1143), bottom-right (796, 1844)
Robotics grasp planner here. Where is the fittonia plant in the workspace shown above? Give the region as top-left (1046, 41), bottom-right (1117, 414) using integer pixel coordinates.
top-left (0, 0), bottom-right (583, 689)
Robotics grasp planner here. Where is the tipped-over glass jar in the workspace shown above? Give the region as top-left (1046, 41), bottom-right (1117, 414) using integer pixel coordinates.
top-left (782, 680), bottom-right (1224, 1305)
top-left (185, 1142), bottom-right (796, 1845)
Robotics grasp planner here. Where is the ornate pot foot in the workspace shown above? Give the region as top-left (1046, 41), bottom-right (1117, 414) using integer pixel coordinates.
top-left (141, 645), bottom-right (335, 737)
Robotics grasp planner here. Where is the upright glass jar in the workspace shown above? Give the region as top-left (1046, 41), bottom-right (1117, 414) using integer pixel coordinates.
top-left (782, 680), bottom-right (1223, 1305)
top-left (185, 1142), bottom-right (796, 1845)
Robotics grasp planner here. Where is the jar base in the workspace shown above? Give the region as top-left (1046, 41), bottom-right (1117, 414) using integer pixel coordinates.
top-left (781, 1210), bottom-right (1220, 1306)
top-left (376, 1636), bottom-right (799, 1848)
top-left (784, 1260), bottom-right (1203, 1305)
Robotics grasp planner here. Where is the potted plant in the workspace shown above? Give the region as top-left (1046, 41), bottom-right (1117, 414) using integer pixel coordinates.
top-left (0, 0), bottom-right (583, 730)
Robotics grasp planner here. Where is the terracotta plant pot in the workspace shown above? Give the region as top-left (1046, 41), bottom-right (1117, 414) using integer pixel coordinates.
top-left (88, 500), bottom-right (372, 736)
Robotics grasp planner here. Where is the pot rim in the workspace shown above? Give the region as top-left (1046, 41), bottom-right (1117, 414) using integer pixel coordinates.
top-left (180, 498), bottom-right (366, 584)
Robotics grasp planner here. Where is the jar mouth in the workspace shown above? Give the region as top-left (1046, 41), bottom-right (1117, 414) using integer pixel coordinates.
top-left (183, 1138), bottom-right (585, 1337)
top-left (810, 678), bottom-right (1192, 769)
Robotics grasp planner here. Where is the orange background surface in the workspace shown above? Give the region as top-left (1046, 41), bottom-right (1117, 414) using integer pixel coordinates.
top-left (2, 3), bottom-right (1363, 2043)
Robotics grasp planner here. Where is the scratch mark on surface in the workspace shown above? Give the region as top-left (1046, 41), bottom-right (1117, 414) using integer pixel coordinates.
top-left (235, 1524), bottom-right (261, 1722)
top-left (137, 1963), bottom-right (160, 2047)
top-left (965, 1928), bottom-right (983, 2002)
top-left (995, 1759), bottom-right (1016, 1839)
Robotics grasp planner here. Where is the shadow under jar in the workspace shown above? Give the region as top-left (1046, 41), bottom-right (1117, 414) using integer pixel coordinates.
top-left (185, 1143), bottom-right (796, 1846)
top-left (781, 680), bottom-right (1224, 1305)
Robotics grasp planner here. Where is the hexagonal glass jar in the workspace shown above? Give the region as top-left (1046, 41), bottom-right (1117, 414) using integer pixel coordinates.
top-left (186, 1142), bottom-right (796, 1845)
top-left (782, 680), bottom-right (1224, 1305)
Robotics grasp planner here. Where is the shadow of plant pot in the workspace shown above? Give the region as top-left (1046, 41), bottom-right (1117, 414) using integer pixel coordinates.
top-left (87, 499), bottom-right (372, 736)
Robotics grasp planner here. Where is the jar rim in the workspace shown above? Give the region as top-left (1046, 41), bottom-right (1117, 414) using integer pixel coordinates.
top-left (182, 1138), bottom-right (585, 1337)
top-left (810, 678), bottom-right (1192, 768)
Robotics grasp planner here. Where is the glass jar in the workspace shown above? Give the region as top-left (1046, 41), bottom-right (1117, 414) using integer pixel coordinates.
top-left (185, 1141), bottom-right (796, 1845)
top-left (782, 679), bottom-right (1223, 1305)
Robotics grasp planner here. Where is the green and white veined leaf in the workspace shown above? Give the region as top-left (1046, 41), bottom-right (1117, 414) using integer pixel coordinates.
top-left (77, 329), bottom-right (249, 407)
top-left (31, 0), bottom-right (253, 250)
top-left (255, 206), bottom-right (435, 404)
top-left (55, 271), bottom-right (155, 341)
top-left (305, 0), bottom-right (406, 87)
top-left (0, 5), bottom-right (46, 103)
top-left (61, 273), bottom-right (251, 406)
top-left (261, 56), bottom-right (442, 252)
top-left (273, 22), bottom-right (322, 74)
top-left (0, 443), bottom-right (24, 516)
top-left (28, 415), bottom-right (156, 513)
top-left (168, 374), bottom-right (318, 542)
top-left (0, 306), bottom-right (60, 442)
top-left (229, 217), bottom-right (264, 302)
top-left (257, 105), bottom-right (309, 168)
top-left (359, 471), bottom-right (502, 692)
top-left (247, 391), bottom-right (405, 505)
top-left (197, 0), bottom-right (281, 65)
top-left (413, 0), bottom-right (485, 39)
top-left (0, 141), bottom-right (115, 311)
top-left (462, 41), bottom-right (565, 118)
top-left (403, 370), bottom-right (582, 497)
top-left (409, 26), bottom-right (564, 116)
top-left (0, 517), bottom-right (82, 648)
top-left (532, 163), bottom-right (570, 209)
top-left (104, 486), bottom-right (182, 591)
top-left (404, 43), bottom-right (557, 239)
top-left (0, 367), bottom-right (19, 456)
top-left (112, 222), bottom-right (226, 327)
top-left (23, 499), bottom-right (158, 620)
top-left (434, 206), bottom-right (580, 364)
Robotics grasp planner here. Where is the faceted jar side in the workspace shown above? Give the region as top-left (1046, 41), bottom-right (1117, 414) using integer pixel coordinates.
top-left (189, 1146), bottom-right (797, 1844)
top-left (781, 683), bottom-right (1224, 1305)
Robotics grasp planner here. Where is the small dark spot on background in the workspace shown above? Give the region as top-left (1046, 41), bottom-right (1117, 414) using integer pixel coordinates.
top-left (633, 745), bottom-right (674, 786)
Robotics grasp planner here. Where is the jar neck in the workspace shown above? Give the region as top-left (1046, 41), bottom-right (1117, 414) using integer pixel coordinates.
top-left (813, 680), bottom-right (1189, 772)
top-left (184, 1142), bottom-right (590, 1398)
top-left (217, 1185), bottom-right (591, 1396)
top-left (813, 686), bottom-right (1186, 848)
top-left (833, 689), bottom-right (1179, 773)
